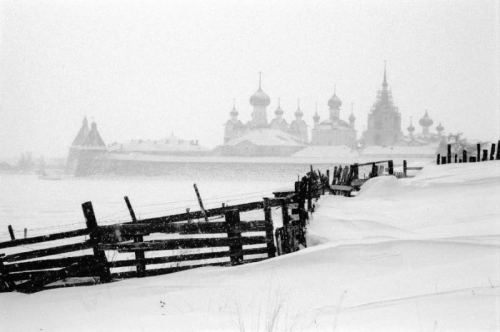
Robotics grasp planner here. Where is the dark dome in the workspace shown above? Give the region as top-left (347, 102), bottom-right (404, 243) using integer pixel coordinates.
top-left (250, 88), bottom-right (271, 107)
top-left (328, 93), bottom-right (342, 109)
top-left (419, 110), bottom-right (433, 127)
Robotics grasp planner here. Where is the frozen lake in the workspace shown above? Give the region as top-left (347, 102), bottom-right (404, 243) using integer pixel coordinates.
top-left (0, 170), bottom-right (295, 241)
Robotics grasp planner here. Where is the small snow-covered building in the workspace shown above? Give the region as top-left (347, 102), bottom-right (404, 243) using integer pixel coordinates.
top-left (108, 133), bottom-right (209, 156)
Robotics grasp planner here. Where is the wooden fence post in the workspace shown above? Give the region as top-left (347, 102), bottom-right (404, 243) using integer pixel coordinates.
top-left (436, 154), bottom-right (440, 165)
top-left (497, 140), bottom-right (500, 160)
top-left (470, 156), bottom-right (476, 162)
top-left (447, 144), bottom-right (452, 164)
top-left (0, 256), bottom-right (15, 291)
top-left (124, 196), bottom-right (145, 277)
top-left (370, 163), bottom-right (378, 177)
top-left (263, 198), bottom-right (276, 258)
top-left (307, 180), bottom-right (312, 212)
top-left (441, 156), bottom-right (447, 164)
top-left (23, 228), bottom-right (27, 239)
top-left (82, 201), bottom-right (111, 283)
top-left (463, 150), bottom-right (467, 163)
top-left (225, 209), bottom-right (243, 265)
top-left (482, 149), bottom-right (488, 161)
top-left (454, 154), bottom-right (458, 163)
top-left (490, 144), bottom-right (496, 160)
top-left (403, 160), bottom-right (407, 177)
top-left (193, 183), bottom-right (209, 222)
top-left (388, 160), bottom-right (394, 175)
top-left (280, 199), bottom-right (291, 254)
top-left (326, 169), bottom-right (330, 186)
top-left (7, 225), bottom-right (15, 240)
top-left (477, 143), bottom-right (481, 161)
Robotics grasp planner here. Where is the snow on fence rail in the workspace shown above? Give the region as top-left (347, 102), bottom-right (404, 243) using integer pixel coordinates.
top-left (0, 159), bottom-right (419, 293)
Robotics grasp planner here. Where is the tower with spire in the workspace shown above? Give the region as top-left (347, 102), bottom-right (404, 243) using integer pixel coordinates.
top-left (66, 117), bottom-right (107, 175)
top-left (362, 62), bottom-right (403, 146)
top-left (310, 87), bottom-right (357, 148)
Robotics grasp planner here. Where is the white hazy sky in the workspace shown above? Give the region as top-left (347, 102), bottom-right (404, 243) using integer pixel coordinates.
top-left (0, 0), bottom-right (499, 159)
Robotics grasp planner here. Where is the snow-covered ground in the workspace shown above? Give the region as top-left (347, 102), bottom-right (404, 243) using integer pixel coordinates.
top-left (1, 161), bottom-right (499, 331)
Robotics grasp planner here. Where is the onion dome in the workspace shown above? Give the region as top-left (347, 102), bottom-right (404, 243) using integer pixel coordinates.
top-left (328, 87), bottom-right (342, 109)
top-left (294, 99), bottom-right (303, 118)
top-left (419, 110), bottom-right (433, 128)
top-left (249, 72), bottom-right (270, 107)
top-left (407, 117), bottom-right (415, 133)
top-left (274, 98), bottom-right (284, 116)
top-left (313, 111), bottom-right (320, 123)
top-left (436, 122), bottom-right (444, 133)
top-left (230, 99), bottom-right (238, 117)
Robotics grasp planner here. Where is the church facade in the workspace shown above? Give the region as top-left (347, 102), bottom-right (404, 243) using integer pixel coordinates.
top-left (220, 74), bottom-right (307, 156)
top-left (310, 89), bottom-right (357, 148)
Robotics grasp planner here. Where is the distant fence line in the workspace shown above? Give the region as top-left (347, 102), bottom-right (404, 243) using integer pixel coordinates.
top-left (437, 140), bottom-right (500, 164)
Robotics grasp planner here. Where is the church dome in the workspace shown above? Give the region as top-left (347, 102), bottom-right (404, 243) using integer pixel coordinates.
top-left (419, 110), bottom-right (433, 128)
top-left (230, 105), bottom-right (238, 117)
top-left (250, 88), bottom-right (271, 107)
top-left (349, 112), bottom-right (355, 123)
top-left (407, 122), bottom-right (415, 133)
top-left (328, 92), bottom-right (342, 109)
top-left (274, 105), bottom-right (283, 116)
top-left (295, 101), bottom-right (303, 118)
top-left (313, 111), bottom-right (320, 123)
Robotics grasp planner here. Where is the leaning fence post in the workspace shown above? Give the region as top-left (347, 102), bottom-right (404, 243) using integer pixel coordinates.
top-left (124, 196), bottom-right (145, 277)
top-left (482, 149), bottom-right (488, 161)
top-left (7, 225), bottom-right (15, 240)
top-left (490, 143), bottom-right (496, 160)
top-left (193, 183), bottom-right (209, 222)
top-left (225, 209), bottom-right (242, 265)
top-left (82, 201), bottom-right (111, 283)
top-left (263, 198), bottom-right (276, 258)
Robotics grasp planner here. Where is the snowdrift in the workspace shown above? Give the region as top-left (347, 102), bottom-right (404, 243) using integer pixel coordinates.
top-left (1, 161), bottom-right (499, 331)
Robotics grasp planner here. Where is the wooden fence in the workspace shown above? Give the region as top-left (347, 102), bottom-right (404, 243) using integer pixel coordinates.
top-left (0, 159), bottom-right (419, 293)
top-left (436, 141), bottom-right (500, 164)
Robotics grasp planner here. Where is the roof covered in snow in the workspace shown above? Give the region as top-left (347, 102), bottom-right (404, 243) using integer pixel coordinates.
top-left (225, 128), bottom-right (305, 147)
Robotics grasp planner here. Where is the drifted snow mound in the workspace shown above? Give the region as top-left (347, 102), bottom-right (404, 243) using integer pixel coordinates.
top-left (356, 175), bottom-right (402, 198)
top-left (408, 160), bottom-right (500, 185)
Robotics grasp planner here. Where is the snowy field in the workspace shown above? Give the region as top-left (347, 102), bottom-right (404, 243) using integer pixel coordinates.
top-left (0, 174), bottom-right (291, 241)
top-left (1, 161), bottom-right (499, 331)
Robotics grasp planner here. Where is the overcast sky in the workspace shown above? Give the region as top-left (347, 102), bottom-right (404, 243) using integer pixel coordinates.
top-left (0, 0), bottom-right (498, 159)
